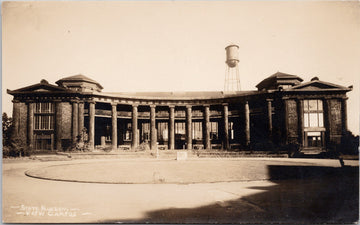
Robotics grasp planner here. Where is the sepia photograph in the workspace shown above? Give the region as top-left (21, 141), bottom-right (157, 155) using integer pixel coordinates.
top-left (2, 1), bottom-right (359, 223)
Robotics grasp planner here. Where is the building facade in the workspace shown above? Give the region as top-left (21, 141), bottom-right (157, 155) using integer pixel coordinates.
top-left (7, 72), bottom-right (352, 153)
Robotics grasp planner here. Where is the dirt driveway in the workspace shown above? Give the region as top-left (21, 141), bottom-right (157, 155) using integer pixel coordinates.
top-left (2, 158), bottom-right (358, 223)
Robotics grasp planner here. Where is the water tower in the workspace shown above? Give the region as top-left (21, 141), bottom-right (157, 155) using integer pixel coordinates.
top-left (224, 44), bottom-right (240, 91)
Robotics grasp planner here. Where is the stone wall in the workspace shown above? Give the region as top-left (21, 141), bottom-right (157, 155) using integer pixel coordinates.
top-left (19, 102), bottom-right (28, 144)
top-left (12, 102), bottom-right (28, 144)
top-left (61, 102), bottom-right (72, 140)
top-left (329, 99), bottom-right (342, 145)
top-left (286, 99), bottom-right (298, 144)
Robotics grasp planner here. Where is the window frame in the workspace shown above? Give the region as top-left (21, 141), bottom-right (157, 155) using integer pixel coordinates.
top-left (34, 102), bottom-right (55, 131)
top-left (303, 99), bottom-right (324, 128)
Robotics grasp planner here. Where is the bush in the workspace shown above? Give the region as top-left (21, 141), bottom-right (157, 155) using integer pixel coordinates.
top-left (74, 128), bottom-right (90, 151)
top-left (3, 137), bottom-right (31, 157)
top-left (287, 143), bottom-right (301, 158)
top-left (340, 131), bottom-right (359, 155)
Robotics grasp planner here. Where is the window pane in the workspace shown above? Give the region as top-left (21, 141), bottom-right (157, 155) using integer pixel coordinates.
top-left (210, 122), bottom-right (218, 140)
top-left (304, 113), bottom-right (309, 127)
top-left (318, 113), bottom-right (324, 127)
top-left (192, 122), bottom-right (202, 140)
top-left (317, 100), bottom-right (323, 111)
top-left (210, 122), bottom-right (218, 133)
top-left (309, 100), bottom-right (317, 111)
top-left (157, 122), bottom-right (168, 141)
top-left (35, 116), bottom-right (39, 129)
top-left (303, 100), bottom-right (308, 112)
top-left (309, 113), bottom-right (318, 127)
top-left (176, 122), bottom-right (185, 134)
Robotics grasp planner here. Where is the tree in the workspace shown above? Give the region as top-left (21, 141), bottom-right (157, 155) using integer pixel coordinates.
top-left (2, 112), bottom-right (13, 147)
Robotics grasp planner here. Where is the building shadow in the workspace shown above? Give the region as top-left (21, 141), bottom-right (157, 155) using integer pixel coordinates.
top-left (99, 165), bottom-right (359, 224)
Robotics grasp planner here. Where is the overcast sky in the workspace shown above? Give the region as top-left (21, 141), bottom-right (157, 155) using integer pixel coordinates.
top-left (2, 1), bottom-right (360, 134)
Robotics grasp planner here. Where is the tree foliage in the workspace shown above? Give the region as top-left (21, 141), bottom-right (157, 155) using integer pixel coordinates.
top-left (2, 112), bottom-right (30, 157)
top-left (2, 112), bottom-right (13, 147)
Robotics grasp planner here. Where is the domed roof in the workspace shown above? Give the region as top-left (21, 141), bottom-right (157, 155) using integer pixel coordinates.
top-left (56, 74), bottom-right (103, 90)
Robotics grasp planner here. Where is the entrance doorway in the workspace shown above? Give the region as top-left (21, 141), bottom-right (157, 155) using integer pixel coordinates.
top-left (305, 131), bottom-right (324, 148)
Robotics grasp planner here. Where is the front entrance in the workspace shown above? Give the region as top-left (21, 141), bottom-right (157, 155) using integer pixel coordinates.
top-left (305, 131), bottom-right (324, 148)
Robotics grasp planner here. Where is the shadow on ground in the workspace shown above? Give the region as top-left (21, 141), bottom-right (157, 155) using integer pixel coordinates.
top-left (100, 165), bottom-right (359, 224)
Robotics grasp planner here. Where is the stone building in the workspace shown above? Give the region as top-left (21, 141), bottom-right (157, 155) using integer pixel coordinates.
top-left (7, 72), bottom-right (352, 153)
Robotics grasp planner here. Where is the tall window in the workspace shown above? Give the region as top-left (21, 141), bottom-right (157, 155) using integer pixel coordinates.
top-left (229, 121), bottom-right (234, 140)
top-left (157, 122), bottom-right (168, 141)
top-left (210, 122), bottom-right (218, 140)
top-left (124, 122), bottom-right (132, 141)
top-left (34, 102), bottom-right (54, 130)
top-left (141, 123), bottom-right (150, 141)
top-left (303, 99), bottom-right (324, 128)
top-left (175, 122), bottom-right (185, 135)
top-left (192, 122), bottom-right (202, 140)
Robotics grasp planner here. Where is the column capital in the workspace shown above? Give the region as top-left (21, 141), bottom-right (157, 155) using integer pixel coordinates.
top-left (186, 105), bottom-right (192, 109)
top-left (132, 103), bottom-right (139, 108)
top-left (70, 98), bottom-right (80, 103)
top-left (342, 97), bottom-right (349, 100)
top-left (12, 99), bottom-right (21, 103)
top-left (110, 102), bottom-right (118, 107)
top-left (88, 100), bottom-right (96, 104)
top-left (266, 98), bottom-right (273, 102)
top-left (150, 104), bottom-right (156, 108)
top-left (203, 104), bottom-right (210, 108)
top-left (168, 105), bottom-right (175, 109)
top-left (222, 103), bottom-right (229, 106)
top-left (25, 100), bottom-right (35, 104)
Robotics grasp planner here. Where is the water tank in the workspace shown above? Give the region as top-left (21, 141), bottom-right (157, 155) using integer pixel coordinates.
top-left (225, 45), bottom-right (239, 68)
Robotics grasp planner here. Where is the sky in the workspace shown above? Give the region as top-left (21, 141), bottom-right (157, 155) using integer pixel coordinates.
top-left (2, 1), bottom-right (360, 134)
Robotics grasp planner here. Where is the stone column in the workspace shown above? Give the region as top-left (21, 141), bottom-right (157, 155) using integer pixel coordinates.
top-left (50, 134), bottom-right (54, 151)
top-left (132, 104), bottom-right (139, 149)
top-left (324, 98), bottom-right (332, 147)
top-left (88, 101), bottom-right (95, 150)
top-left (78, 101), bottom-right (84, 140)
top-left (297, 99), bottom-right (304, 146)
top-left (55, 101), bottom-right (62, 151)
top-left (186, 105), bottom-right (192, 150)
top-left (169, 105), bottom-right (175, 150)
top-left (223, 104), bottom-right (229, 150)
top-left (204, 105), bottom-right (211, 149)
top-left (150, 105), bottom-right (157, 150)
top-left (245, 101), bottom-right (250, 147)
top-left (12, 100), bottom-right (20, 138)
top-left (266, 99), bottom-right (273, 139)
top-left (72, 100), bottom-right (79, 145)
top-left (111, 103), bottom-right (118, 150)
top-left (341, 97), bottom-right (348, 132)
top-left (283, 99), bottom-right (289, 144)
top-left (27, 102), bottom-right (34, 150)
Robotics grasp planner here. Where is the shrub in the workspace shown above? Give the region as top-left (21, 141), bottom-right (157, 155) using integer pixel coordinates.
top-left (3, 137), bottom-right (31, 157)
top-left (74, 127), bottom-right (90, 151)
top-left (340, 131), bottom-right (359, 155)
